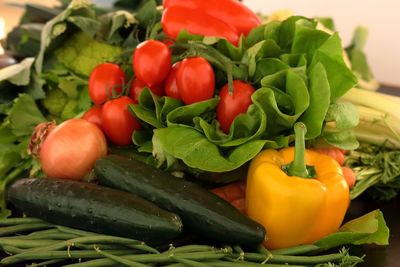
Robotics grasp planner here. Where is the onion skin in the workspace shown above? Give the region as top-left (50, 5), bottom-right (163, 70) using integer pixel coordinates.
top-left (39, 119), bottom-right (108, 180)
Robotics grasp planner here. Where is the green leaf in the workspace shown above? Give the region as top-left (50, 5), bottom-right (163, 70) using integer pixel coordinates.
top-left (106, 11), bottom-right (137, 44)
top-left (325, 102), bottom-right (359, 130)
top-left (134, 0), bottom-right (159, 27)
top-left (7, 94), bottom-right (47, 137)
top-left (315, 210), bottom-right (389, 249)
top-left (310, 33), bottom-right (357, 101)
top-left (322, 129), bottom-right (359, 150)
top-left (153, 127), bottom-right (266, 172)
top-left (258, 70), bottom-right (310, 137)
top-left (198, 100), bottom-right (266, 147)
top-left (0, 58), bottom-right (34, 86)
top-left (167, 98), bottom-right (219, 127)
top-left (66, 15), bottom-right (101, 37)
top-left (300, 63), bottom-right (331, 139)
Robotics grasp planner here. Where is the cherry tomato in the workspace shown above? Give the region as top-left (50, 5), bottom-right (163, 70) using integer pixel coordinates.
top-left (176, 57), bottom-right (215, 105)
top-left (88, 63), bottom-right (126, 105)
top-left (133, 40), bottom-right (172, 87)
top-left (164, 62), bottom-right (181, 100)
top-left (102, 96), bottom-right (142, 146)
top-left (82, 105), bottom-right (103, 130)
top-left (129, 78), bottom-right (164, 103)
top-left (216, 80), bottom-right (255, 133)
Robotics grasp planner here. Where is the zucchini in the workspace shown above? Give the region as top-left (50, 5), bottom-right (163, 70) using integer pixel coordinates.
top-left (94, 155), bottom-right (266, 246)
top-left (7, 178), bottom-right (183, 242)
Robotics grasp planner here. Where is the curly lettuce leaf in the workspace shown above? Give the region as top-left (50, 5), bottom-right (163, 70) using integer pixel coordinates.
top-left (153, 127), bottom-right (267, 172)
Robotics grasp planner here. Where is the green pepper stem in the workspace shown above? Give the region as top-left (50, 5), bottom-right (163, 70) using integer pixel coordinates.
top-left (287, 122), bottom-right (309, 178)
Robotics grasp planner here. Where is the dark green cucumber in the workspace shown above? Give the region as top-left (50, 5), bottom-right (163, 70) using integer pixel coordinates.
top-left (94, 155), bottom-right (266, 246)
top-left (7, 178), bottom-right (182, 242)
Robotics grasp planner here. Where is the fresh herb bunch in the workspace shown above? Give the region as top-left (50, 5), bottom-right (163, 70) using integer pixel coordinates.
top-left (348, 143), bottom-right (400, 200)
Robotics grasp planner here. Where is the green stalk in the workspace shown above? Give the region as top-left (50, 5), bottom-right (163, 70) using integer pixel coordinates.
top-left (285, 122), bottom-right (314, 178)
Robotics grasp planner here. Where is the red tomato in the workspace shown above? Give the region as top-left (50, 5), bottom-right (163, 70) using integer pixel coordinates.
top-left (133, 40), bottom-right (172, 87)
top-left (216, 80), bottom-right (255, 133)
top-left (88, 63), bottom-right (126, 105)
top-left (82, 105), bottom-right (103, 130)
top-left (164, 62), bottom-right (182, 100)
top-left (129, 78), bottom-right (164, 103)
top-left (102, 96), bottom-right (142, 146)
top-left (176, 57), bottom-right (215, 105)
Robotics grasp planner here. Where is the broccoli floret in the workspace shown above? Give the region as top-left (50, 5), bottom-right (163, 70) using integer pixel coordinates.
top-left (54, 32), bottom-right (123, 76)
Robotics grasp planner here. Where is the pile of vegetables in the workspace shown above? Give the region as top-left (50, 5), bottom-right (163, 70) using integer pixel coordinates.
top-left (0, 0), bottom-right (399, 265)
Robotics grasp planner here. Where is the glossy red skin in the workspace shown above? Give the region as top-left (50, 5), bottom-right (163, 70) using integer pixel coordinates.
top-left (88, 63), bottom-right (126, 105)
top-left (163, 0), bottom-right (261, 36)
top-left (102, 96), bottom-right (142, 146)
top-left (82, 105), bottom-right (103, 130)
top-left (164, 62), bottom-right (182, 100)
top-left (161, 6), bottom-right (239, 46)
top-left (133, 40), bottom-right (172, 87)
top-left (176, 57), bottom-right (215, 105)
top-left (216, 80), bottom-right (255, 133)
top-left (129, 78), bottom-right (164, 103)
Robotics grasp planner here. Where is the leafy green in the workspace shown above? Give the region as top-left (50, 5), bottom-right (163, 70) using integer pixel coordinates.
top-left (0, 94), bottom-right (46, 218)
top-left (315, 210), bottom-right (389, 249)
top-left (153, 127), bottom-right (267, 172)
top-left (0, 58), bottom-right (35, 86)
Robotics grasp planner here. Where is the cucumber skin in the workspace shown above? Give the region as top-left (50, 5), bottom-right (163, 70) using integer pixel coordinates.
top-left (7, 178), bottom-right (183, 242)
top-left (94, 155), bottom-right (266, 246)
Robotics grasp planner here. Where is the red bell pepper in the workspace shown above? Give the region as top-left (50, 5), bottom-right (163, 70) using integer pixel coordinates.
top-left (163, 0), bottom-right (261, 36)
top-left (162, 6), bottom-right (240, 45)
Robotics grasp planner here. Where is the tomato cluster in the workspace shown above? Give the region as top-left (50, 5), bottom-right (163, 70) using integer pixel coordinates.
top-left (83, 40), bottom-right (256, 146)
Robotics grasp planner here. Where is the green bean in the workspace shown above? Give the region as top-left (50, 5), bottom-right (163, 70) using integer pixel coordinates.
top-left (1, 245), bottom-right (25, 254)
top-left (232, 251), bottom-right (357, 265)
top-left (0, 238), bottom-right (58, 249)
top-left (63, 250), bottom-right (228, 267)
top-left (0, 249), bottom-right (134, 265)
top-left (94, 246), bottom-right (151, 267)
top-left (26, 259), bottom-right (67, 267)
top-left (18, 235), bottom-right (158, 254)
top-left (165, 244), bottom-right (216, 254)
top-left (165, 262), bottom-right (308, 267)
top-left (0, 223), bottom-right (53, 237)
top-left (271, 244), bottom-right (321, 255)
top-left (0, 218), bottom-right (46, 226)
top-left (56, 225), bottom-right (97, 237)
top-left (212, 262), bottom-right (308, 267)
top-left (170, 256), bottom-right (210, 267)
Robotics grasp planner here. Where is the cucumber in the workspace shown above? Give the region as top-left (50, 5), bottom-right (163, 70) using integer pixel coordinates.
top-left (7, 178), bottom-right (183, 242)
top-left (94, 155), bottom-right (266, 246)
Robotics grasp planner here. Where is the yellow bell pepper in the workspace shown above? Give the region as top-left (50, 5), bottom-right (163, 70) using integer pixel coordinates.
top-left (246, 123), bottom-right (350, 249)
